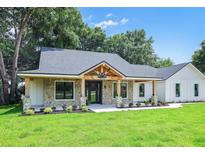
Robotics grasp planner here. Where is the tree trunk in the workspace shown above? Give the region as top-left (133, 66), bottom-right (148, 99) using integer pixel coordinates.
top-left (10, 11), bottom-right (31, 102)
top-left (0, 50), bottom-right (10, 105)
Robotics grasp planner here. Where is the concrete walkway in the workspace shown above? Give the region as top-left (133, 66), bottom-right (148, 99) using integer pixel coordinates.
top-left (89, 103), bottom-right (183, 113)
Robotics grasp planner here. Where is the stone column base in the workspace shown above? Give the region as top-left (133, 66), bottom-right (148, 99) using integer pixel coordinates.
top-left (22, 95), bottom-right (31, 111)
top-left (116, 96), bottom-right (123, 107)
top-left (151, 95), bottom-right (158, 105)
top-left (80, 96), bottom-right (87, 106)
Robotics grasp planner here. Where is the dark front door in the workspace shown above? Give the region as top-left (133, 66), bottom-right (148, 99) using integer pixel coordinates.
top-left (85, 81), bottom-right (102, 104)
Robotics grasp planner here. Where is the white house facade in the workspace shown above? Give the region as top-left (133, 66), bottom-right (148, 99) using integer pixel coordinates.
top-left (133, 63), bottom-right (205, 102)
top-left (18, 47), bottom-right (205, 111)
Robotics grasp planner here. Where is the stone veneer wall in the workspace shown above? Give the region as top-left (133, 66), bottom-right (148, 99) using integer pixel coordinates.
top-left (43, 78), bottom-right (81, 107)
top-left (42, 78), bottom-right (134, 106)
top-left (102, 80), bottom-right (133, 105)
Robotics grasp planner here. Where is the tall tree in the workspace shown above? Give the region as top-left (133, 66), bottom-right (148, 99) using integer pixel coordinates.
top-left (192, 41), bottom-right (205, 74)
top-left (79, 26), bottom-right (106, 52)
top-left (103, 29), bottom-right (158, 66)
top-left (0, 8), bottom-right (16, 104)
top-left (31, 8), bottom-right (84, 49)
top-left (0, 49), bottom-right (9, 104)
top-left (0, 7), bottom-right (87, 103)
top-left (10, 8), bottom-right (32, 102)
top-left (155, 57), bottom-right (173, 68)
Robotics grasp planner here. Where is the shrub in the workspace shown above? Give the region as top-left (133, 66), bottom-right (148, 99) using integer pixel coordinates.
top-left (144, 98), bottom-right (149, 106)
top-left (161, 102), bottom-right (168, 106)
top-left (44, 107), bottom-right (53, 114)
top-left (81, 105), bottom-right (88, 112)
top-left (52, 107), bottom-right (56, 111)
top-left (120, 103), bottom-right (125, 108)
top-left (66, 105), bottom-right (73, 113)
top-left (72, 105), bottom-right (77, 111)
top-left (136, 103), bottom-right (141, 107)
top-left (25, 109), bottom-right (34, 115)
top-left (62, 103), bottom-right (67, 111)
top-left (129, 103), bottom-right (133, 108)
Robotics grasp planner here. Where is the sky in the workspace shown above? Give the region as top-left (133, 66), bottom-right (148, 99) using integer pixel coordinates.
top-left (79, 8), bottom-right (205, 64)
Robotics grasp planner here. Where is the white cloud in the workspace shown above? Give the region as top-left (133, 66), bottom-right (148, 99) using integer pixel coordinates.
top-left (88, 15), bottom-right (93, 20)
top-left (85, 14), bottom-right (93, 21)
top-left (106, 13), bottom-right (113, 18)
top-left (95, 20), bottom-right (119, 29)
top-left (120, 18), bottom-right (129, 25)
top-left (95, 17), bottom-right (129, 29)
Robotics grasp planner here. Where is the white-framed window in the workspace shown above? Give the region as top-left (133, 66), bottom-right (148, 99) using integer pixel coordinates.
top-left (175, 83), bottom-right (180, 97)
top-left (54, 81), bottom-right (75, 100)
top-left (194, 84), bottom-right (199, 97)
top-left (139, 83), bottom-right (145, 97)
top-left (112, 82), bottom-right (128, 99)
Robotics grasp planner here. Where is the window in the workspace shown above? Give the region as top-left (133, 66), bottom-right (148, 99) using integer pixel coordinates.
top-left (139, 83), bottom-right (145, 97)
top-left (121, 83), bottom-right (128, 98)
top-left (194, 84), bottom-right (199, 97)
top-left (55, 81), bottom-right (74, 100)
top-left (176, 83), bottom-right (180, 97)
top-left (113, 82), bottom-right (128, 98)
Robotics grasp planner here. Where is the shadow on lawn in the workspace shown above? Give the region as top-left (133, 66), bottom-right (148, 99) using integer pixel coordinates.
top-left (0, 104), bottom-right (22, 115)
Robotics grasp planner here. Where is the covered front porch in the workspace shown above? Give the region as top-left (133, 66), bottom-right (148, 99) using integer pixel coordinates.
top-left (20, 62), bottom-right (160, 112)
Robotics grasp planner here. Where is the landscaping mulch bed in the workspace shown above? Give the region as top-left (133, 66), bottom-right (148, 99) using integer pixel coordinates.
top-left (22, 109), bottom-right (93, 116)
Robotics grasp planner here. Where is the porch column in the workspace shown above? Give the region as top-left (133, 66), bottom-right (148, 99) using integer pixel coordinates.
top-left (152, 80), bottom-right (158, 105)
top-left (25, 77), bottom-right (30, 97)
top-left (81, 77), bottom-right (85, 97)
top-left (80, 77), bottom-right (86, 106)
top-left (23, 77), bottom-right (31, 111)
top-left (117, 80), bottom-right (121, 97)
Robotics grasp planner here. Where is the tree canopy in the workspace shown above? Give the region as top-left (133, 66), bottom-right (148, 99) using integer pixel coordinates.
top-left (192, 41), bottom-right (205, 74)
top-left (0, 7), bottom-right (174, 104)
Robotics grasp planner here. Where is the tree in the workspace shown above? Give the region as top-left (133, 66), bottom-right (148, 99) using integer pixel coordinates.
top-left (31, 8), bottom-right (84, 49)
top-left (155, 57), bottom-right (173, 68)
top-left (9, 8), bottom-right (33, 102)
top-left (0, 8), bottom-right (23, 104)
top-left (79, 26), bottom-right (106, 52)
top-left (103, 29), bottom-right (158, 66)
top-left (0, 49), bottom-right (9, 104)
top-left (0, 7), bottom-right (87, 104)
top-left (192, 41), bottom-right (205, 74)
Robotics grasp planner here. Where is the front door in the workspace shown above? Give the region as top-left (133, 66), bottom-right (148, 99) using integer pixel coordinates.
top-left (85, 81), bottom-right (102, 104)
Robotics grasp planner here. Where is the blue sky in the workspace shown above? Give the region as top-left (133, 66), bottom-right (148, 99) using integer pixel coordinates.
top-left (79, 8), bottom-right (205, 64)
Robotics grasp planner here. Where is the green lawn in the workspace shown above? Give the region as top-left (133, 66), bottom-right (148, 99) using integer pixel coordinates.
top-left (0, 103), bottom-right (205, 147)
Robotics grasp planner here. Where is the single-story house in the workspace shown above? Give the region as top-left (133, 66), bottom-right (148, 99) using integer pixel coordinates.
top-left (18, 47), bottom-right (205, 111)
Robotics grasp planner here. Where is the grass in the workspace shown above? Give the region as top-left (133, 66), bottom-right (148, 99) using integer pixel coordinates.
top-left (0, 103), bottom-right (205, 147)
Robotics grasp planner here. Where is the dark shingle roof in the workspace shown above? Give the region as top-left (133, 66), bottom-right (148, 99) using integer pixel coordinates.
top-left (157, 62), bottom-right (190, 80)
top-left (20, 47), bottom-right (190, 80)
